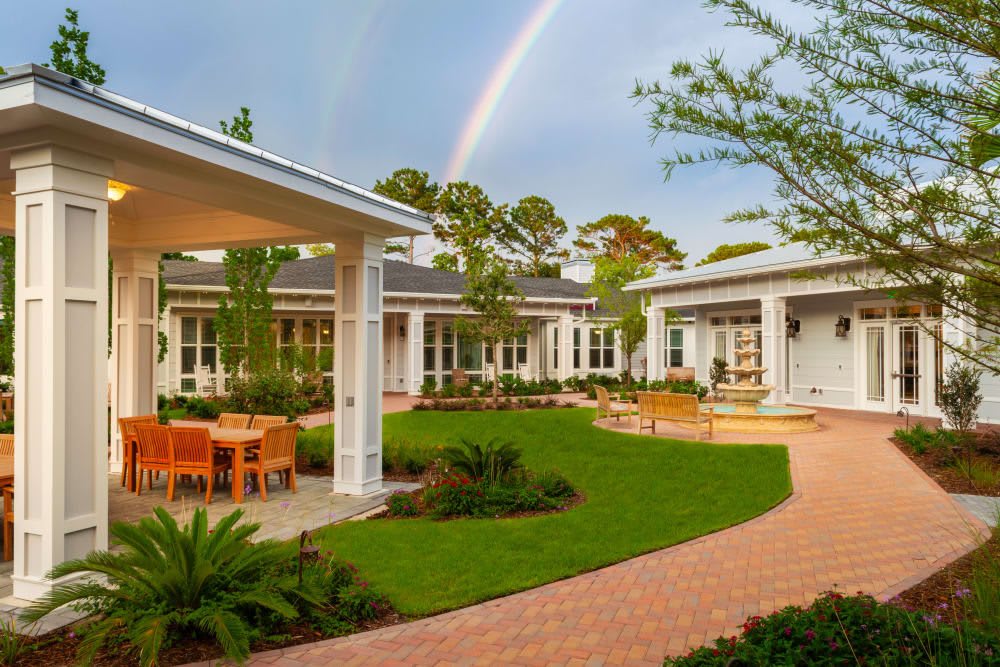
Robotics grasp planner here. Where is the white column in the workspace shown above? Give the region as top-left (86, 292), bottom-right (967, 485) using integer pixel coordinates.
top-left (109, 250), bottom-right (160, 473)
top-left (646, 307), bottom-right (665, 381)
top-left (11, 145), bottom-right (111, 600)
top-left (556, 314), bottom-right (574, 382)
top-left (407, 312), bottom-right (425, 395)
top-left (333, 235), bottom-right (384, 495)
top-left (760, 297), bottom-right (787, 404)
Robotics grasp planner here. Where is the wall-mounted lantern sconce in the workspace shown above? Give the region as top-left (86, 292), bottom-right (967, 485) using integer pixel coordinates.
top-left (399, 325), bottom-right (406, 341)
top-left (835, 315), bottom-right (851, 337)
top-left (785, 317), bottom-right (801, 338)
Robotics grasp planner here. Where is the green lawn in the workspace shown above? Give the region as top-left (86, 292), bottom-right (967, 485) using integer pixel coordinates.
top-left (308, 408), bottom-right (791, 617)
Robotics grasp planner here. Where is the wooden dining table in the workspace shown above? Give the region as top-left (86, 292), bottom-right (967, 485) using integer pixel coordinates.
top-left (0, 455), bottom-right (12, 488)
top-left (125, 426), bottom-right (262, 504)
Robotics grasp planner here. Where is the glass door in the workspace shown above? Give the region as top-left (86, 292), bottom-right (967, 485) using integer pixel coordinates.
top-left (891, 323), bottom-right (923, 412)
top-left (861, 323), bottom-right (888, 410)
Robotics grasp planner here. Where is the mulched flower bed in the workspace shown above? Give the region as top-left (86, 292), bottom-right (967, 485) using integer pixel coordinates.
top-left (367, 486), bottom-right (586, 521)
top-left (892, 431), bottom-right (1000, 496)
top-left (19, 606), bottom-right (405, 666)
top-left (894, 528), bottom-right (999, 626)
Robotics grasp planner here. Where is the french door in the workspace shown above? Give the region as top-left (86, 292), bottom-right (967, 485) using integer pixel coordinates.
top-left (861, 321), bottom-right (943, 416)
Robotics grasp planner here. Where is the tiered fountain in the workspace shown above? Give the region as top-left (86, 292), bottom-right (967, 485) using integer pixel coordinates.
top-left (710, 329), bottom-right (818, 433)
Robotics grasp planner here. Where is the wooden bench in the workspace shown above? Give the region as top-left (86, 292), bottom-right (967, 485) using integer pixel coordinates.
top-left (594, 385), bottom-right (631, 424)
top-left (636, 391), bottom-right (713, 440)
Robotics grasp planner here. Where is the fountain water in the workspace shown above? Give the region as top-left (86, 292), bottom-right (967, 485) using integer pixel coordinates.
top-left (715, 329), bottom-right (774, 414)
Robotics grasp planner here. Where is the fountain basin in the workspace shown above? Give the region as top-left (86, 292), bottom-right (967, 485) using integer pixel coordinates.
top-left (675, 403), bottom-right (819, 434)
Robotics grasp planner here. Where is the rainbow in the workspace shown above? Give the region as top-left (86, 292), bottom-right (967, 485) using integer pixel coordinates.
top-left (443, 0), bottom-right (565, 183)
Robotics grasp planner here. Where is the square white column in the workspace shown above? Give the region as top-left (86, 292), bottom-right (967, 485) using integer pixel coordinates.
top-left (109, 250), bottom-right (161, 472)
top-left (646, 307), bottom-right (665, 381)
top-left (333, 235), bottom-right (384, 495)
top-left (556, 314), bottom-right (574, 382)
top-left (407, 312), bottom-right (425, 395)
top-left (10, 145), bottom-right (111, 600)
top-left (760, 296), bottom-right (787, 403)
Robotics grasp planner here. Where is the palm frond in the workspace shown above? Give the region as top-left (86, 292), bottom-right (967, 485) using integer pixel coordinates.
top-left (193, 609), bottom-right (250, 663)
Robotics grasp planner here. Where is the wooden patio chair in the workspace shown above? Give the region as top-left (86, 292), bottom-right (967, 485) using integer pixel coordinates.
top-left (451, 368), bottom-right (469, 387)
top-left (250, 415), bottom-right (287, 430)
top-left (196, 365), bottom-right (217, 396)
top-left (0, 393), bottom-right (12, 422)
top-left (517, 363), bottom-right (535, 382)
top-left (117, 414), bottom-right (158, 487)
top-left (2, 485), bottom-right (12, 561)
top-left (134, 424), bottom-right (172, 496)
top-left (0, 434), bottom-right (13, 457)
top-left (217, 413), bottom-right (251, 430)
top-left (246, 422), bottom-right (299, 502)
top-left (168, 427), bottom-right (232, 504)
top-left (594, 385), bottom-right (632, 424)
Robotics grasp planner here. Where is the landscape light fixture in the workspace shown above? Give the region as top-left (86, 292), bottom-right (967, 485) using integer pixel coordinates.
top-left (107, 180), bottom-right (129, 202)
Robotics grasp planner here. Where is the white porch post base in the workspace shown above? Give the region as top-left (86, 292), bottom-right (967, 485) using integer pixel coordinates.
top-left (646, 307), bottom-right (665, 382)
top-left (333, 235), bottom-right (384, 496)
top-left (556, 314), bottom-right (573, 382)
top-left (760, 297), bottom-right (787, 404)
top-left (109, 250), bottom-right (160, 473)
top-left (11, 145), bottom-right (111, 600)
top-left (407, 312), bottom-right (424, 396)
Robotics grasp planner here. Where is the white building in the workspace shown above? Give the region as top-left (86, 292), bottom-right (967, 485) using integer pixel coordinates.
top-left (160, 256), bottom-right (697, 394)
top-left (629, 243), bottom-right (1000, 423)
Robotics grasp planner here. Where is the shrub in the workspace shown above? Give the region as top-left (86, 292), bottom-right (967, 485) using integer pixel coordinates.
top-left (422, 474), bottom-right (485, 516)
top-left (226, 367), bottom-right (302, 417)
top-left (457, 382), bottom-right (474, 398)
top-left (418, 379), bottom-right (437, 397)
top-left (0, 421), bottom-right (13, 435)
top-left (23, 508), bottom-right (305, 665)
top-left (157, 393), bottom-right (169, 410)
top-left (0, 616), bottom-right (32, 667)
top-left (940, 362), bottom-right (983, 438)
top-left (667, 591), bottom-right (1000, 666)
top-left (953, 457), bottom-right (1000, 487)
top-left (442, 437), bottom-right (523, 487)
top-left (297, 426), bottom-right (333, 468)
top-left (562, 376), bottom-right (583, 392)
top-left (498, 374), bottom-right (519, 396)
top-left (532, 469), bottom-right (575, 499)
top-left (386, 490), bottom-right (421, 517)
top-left (185, 395), bottom-right (222, 419)
top-left (895, 423), bottom-right (935, 454)
top-left (383, 436), bottom-right (438, 475)
top-left (709, 356), bottom-right (730, 395)
top-left (668, 379), bottom-right (709, 399)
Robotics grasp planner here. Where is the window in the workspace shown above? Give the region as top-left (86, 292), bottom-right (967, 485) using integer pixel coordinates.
top-left (573, 327), bottom-right (581, 369)
top-left (179, 316), bottom-right (218, 393)
top-left (729, 314), bottom-right (761, 326)
top-left (493, 335), bottom-right (528, 372)
top-left (665, 327), bottom-right (684, 367)
top-left (892, 305), bottom-right (922, 319)
top-left (925, 304), bottom-right (943, 318)
top-left (442, 323), bottom-right (454, 372)
top-left (710, 317), bottom-right (727, 327)
top-left (589, 328), bottom-right (614, 369)
top-left (712, 330), bottom-right (727, 362)
top-left (552, 327), bottom-right (558, 370)
top-left (860, 307), bottom-right (887, 320)
top-left (301, 318), bottom-right (334, 375)
top-left (423, 322), bottom-right (436, 372)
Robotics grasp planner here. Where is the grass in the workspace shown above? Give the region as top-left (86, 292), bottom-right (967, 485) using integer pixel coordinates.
top-left (308, 408), bottom-right (791, 617)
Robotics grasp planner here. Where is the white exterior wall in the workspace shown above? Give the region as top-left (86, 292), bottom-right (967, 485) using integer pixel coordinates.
top-left (787, 293), bottom-right (857, 408)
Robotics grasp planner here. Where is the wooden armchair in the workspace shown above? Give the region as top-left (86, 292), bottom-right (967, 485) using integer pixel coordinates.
top-left (0, 434), bottom-right (13, 457)
top-left (218, 413), bottom-right (252, 430)
top-left (117, 415), bottom-right (158, 487)
top-left (250, 415), bottom-right (287, 430)
top-left (594, 385), bottom-right (632, 423)
top-left (246, 422), bottom-right (299, 501)
top-left (168, 427), bottom-right (232, 504)
top-left (451, 369), bottom-right (469, 387)
top-left (134, 424), bottom-right (172, 496)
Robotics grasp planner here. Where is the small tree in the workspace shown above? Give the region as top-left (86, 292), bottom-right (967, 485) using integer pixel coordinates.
top-left (214, 248), bottom-right (282, 378)
top-left (709, 356), bottom-right (730, 399)
top-left (940, 362), bottom-right (984, 467)
top-left (455, 258), bottom-right (529, 404)
top-left (588, 256), bottom-right (656, 387)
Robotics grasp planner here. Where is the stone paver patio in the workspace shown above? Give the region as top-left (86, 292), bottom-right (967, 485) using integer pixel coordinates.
top-left (231, 407), bottom-right (989, 666)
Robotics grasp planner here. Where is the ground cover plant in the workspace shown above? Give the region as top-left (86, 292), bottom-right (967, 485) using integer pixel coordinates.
top-left (666, 591), bottom-right (1000, 666)
top-left (20, 508), bottom-right (387, 666)
top-left (307, 408), bottom-right (790, 616)
top-left (892, 423), bottom-right (1000, 496)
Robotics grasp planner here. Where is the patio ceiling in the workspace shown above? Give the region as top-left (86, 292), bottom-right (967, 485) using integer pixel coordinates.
top-left (0, 64), bottom-right (431, 251)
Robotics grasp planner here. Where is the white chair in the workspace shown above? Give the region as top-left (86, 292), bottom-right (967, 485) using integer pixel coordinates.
top-left (484, 366), bottom-right (496, 382)
top-left (196, 365), bottom-right (217, 396)
top-left (517, 364), bottom-right (536, 382)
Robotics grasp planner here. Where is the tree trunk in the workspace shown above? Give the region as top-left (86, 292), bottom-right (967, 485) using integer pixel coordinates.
top-left (625, 356), bottom-right (633, 388)
top-left (408, 236), bottom-right (415, 264)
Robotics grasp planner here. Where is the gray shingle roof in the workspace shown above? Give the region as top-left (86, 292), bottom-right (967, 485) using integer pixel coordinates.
top-left (162, 256), bottom-right (594, 301)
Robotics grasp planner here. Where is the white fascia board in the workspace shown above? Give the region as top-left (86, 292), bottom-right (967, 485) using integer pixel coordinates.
top-left (624, 255), bottom-right (858, 291)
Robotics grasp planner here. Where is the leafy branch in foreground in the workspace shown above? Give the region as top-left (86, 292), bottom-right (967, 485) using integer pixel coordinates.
top-left (634, 0), bottom-right (1000, 373)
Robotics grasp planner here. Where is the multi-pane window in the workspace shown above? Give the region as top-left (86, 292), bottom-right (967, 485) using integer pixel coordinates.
top-left (442, 323), bottom-right (454, 373)
top-left (553, 327), bottom-right (558, 370)
top-left (277, 318), bottom-right (296, 364)
top-left (665, 328), bottom-right (684, 367)
top-left (301, 318), bottom-right (334, 375)
top-left (589, 328), bottom-right (614, 369)
top-left (423, 322), bottom-right (436, 372)
top-left (573, 328), bottom-right (581, 369)
top-left (488, 334), bottom-right (528, 372)
top-left (179, 316), bottom-right (217, 393)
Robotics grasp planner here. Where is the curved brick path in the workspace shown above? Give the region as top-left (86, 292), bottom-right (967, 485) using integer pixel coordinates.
top-left (236, 409), bottom-right (986, 666)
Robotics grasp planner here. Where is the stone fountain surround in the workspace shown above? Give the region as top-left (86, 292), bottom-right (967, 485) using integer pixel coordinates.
top-left (699, 328), bottom-right (819, 433)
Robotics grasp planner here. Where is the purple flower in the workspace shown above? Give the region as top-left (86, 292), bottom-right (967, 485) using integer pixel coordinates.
top-left (922, 614), bottom-right (937, 626)
top-left (955, 587), bottom-right (971, 599)
top-left (280, 501), bottom-right (291, 510)
top-left (937, 602), bottom-right (949, 610)
top-left (829, 641), bottom-right (839, 651)
top-left (805, 630), bottom-right (816, 641)
top-left (783, 627), bottom-right (791, 637)
top-left (244, 483), bottom-right (253, 495)
top-left (370, 601), bottom-right (378, 609)
top-left (68, 631), bottom-right (76, 639)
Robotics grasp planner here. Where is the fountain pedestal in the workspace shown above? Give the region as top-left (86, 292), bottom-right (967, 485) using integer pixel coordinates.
top-left (715, 329), bottom-right (775, 412)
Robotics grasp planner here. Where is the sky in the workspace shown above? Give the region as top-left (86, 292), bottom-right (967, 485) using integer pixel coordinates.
top-left (1, 0), bottom-right (794, 266)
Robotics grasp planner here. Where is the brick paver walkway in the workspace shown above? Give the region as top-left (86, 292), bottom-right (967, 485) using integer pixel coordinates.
top-left (235, 408), bottom-right (987, 666)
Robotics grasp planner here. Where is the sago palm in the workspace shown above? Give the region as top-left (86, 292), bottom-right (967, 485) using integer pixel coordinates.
top-left (443, 437), bottom-right (523, 487)
top-left (22, 507), bottom-right (303, 666)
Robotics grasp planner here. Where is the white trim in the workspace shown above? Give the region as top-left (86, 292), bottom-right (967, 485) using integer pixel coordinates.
top-left (626, 254), bottom-right (856, 291)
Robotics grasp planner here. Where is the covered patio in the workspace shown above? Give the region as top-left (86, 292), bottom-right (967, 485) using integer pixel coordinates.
top-left (0, 64), bottom-right (430, 601)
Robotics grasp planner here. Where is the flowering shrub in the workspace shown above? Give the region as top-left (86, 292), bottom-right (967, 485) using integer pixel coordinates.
top-left (423, 474), bottom-right (485, 516)
top-left (667, 591), bottom-right (1000, 666)
top-left (387, 489), bottom-right (421, 517)
top-left (420, 470), bottom-right (575, 519)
